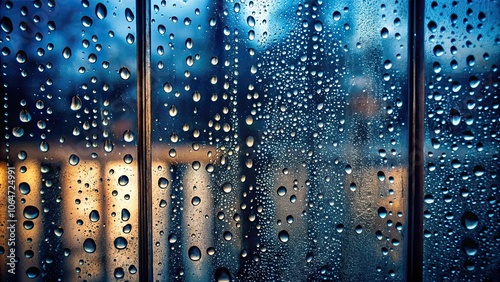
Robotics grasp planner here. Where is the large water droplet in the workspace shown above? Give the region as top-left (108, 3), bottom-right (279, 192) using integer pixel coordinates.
top-left (114, 268), bottom-right (124, 279)
top-left (125, 8), bottom-right (134, 22)
top-left (70, 96), bottom-right (82, 111)
top-left (95, 3), bottom-right (107, 20)
top-left (450, 109), bottom-right (461, 126)
top-left (158, 177), bottom-right (169, 189)
top-left (461, 237), bottom-right (478, 256)
top-left (278, 230), bottom-right (289, 243)
top-left (83, 238), bottom-right (96, 253)
top-left (114, 237), bottom-right (128, 250)
top-left (215, 268), bottom-right (231, 282)
top-left (119, 67), bottom-right (131, 80)
top-left (19, 182), bottom-right (30, 195)
top-left (1, 17), bottom-right (13, 33)
top-left (433, 45), bottom-right (444, 56)
top-left (16, 50), bottom-right (27, 64)
top-left (222, 182), bottom-right (232, 193)
top-left (188, 246), bottom-right (201, 261)
top-left (39, 141), bottom-right (49, 152)
top-left (62, 46), bottom-right (71, 59)
top-left (247, 16), bottom-right (255, 27)
top-left (118, 175), bottom-right (129, 186)
top-left (123, 130), bottom-right (134, 142)
top-left (461, 211), bottom-right (479, 230)
top-left (12, 126), bottom-right (24, 137)
top-left (469, 76), bottom-right (480, 88)
top-left (378, 207), bottom-right (388, 218)
top-left (89, 210), bottom-right (100, 222)
top-left (69, 154), bottom-right (80, 166)
top-left (104, 139), bottom-right (114, 153)
top-left (81, 16), bottom-right (93, 27)
top-left (23, 206), bottom-right (39, 220)
top-left (26, 267), bottom-right (40, 279)
top-left (332, 11), bottom-right (341, 21)
top-left (121, 209), bottom-right (130, 221)
top-left (314, 20), bottom-right (323, 32)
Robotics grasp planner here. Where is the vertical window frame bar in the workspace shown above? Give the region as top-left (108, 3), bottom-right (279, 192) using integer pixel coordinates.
top-left (136, 0), bottom-right (153, 280)
top-left (408, 0), bottom-right (425, 281)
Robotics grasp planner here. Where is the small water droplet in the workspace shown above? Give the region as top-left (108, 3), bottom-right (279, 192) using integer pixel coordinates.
top-left (381, 27), bottom-right (389, 38)
top-left (104, 139), bottom-right (114, 153)
top-left (126, 33), bottom-right (135, 44)
top-left (114, 267), bottom-right (125, 279)
top-left (158, 177), bottom-right (169, 189)
top-left (378, 207), bottom-right (388, 218)
top-left (26, 267), bottom-right (40, 279)
top-left (191, 196), bottom-right (201, 206)
top-left (123, 130), bottom-right (134, 142)
top-left (277, 186), bottom-right (287, 196)
top-left (39, 141), bottom-right (49, 152)
top-left (345, 164), bottom-right (352, 174)
top-left (314, 20), bottom-right (323, 32)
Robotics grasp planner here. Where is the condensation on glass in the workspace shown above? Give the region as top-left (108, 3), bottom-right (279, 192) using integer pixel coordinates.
top-left (0, 1), bottom-right (139, 280)
top-left (422, 1), bottom-right (500, 281)
top-left (150, 0), bottom-right (409, 280)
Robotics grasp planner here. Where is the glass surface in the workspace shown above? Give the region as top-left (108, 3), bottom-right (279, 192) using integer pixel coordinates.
top-left (150, 0), bottom-right (409, 280)
top-left (422, 1), bottom-right (500, 280)
top-left (0, 1), bottom-right (139, 280)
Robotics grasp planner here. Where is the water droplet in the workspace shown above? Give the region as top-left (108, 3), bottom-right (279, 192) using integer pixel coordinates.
top-left (81, 16), bottom-right (93, 27)
top-left (70, 96), bottom-right (82, 111)
top-left (427, 20), bottom-right (437, 32)
top-left (123, 154), bottom-right (133, 164)
top-left (12, 127), bottom-right (24, 137)
top-left (433, 45), bottom-right (444, 56)
top-left (377, 171), bottom-right (386, 181)
top-left (104, 139), bottom-right (114, 152)
top-left (473, 165), bottom-right (485, 177)
top-left (119, 67), bottom-right (131, 80)
top-left (378, 207), bottom-right (388, 218)
top-left (114, 236), bottom-right (128, 250)
top-left (114, 267), bottom-right (125, 279)
top-left (158, 177), bottom-right (169, 189)
top-left (125, 8), bottom-right (134, 22)
top-left (461, 211), bottom-right (479, 230)
top-left (95, 3), bottom-right (107, 20)
top-left (461, 237), bottom-right (478, 256)
top-left (83, 238), bottom-right (96, 253)
top-left (344, 165), bottom-right (352, 174)
top-left (67, 154), bottom-right (80, 167)
top-left (450, 109), bottom-right (461, 126)
top-left (188, 246), bottom-right (201, 261)
top-left (118, 175), bottom-right (129, 186)
top-left (247, 16), bottom-right (255, 27)
top-left (163, 82), bottom-right (172, 93)
top-left (26, 267), bottom-right (40, 279)
top-left (1, 17), bottom-right (13, 33)
top-left (191, 196), bottom-right (201, 206)
top-left (469, 76), bottom-right (480, 88)
top-left (121, 209), bottom-right (130, 221)
top-left (23, 206), bottom-right (39, 220)
top-left (355, 225), bottom-right (363, 234)
top-left (19, 182), bottom-right (30, 195)
top-left (62, 46), bottom-right (71, 59)
top-left (278, 230), bottom-right (289, 243)
top-left (381, 27), bottom-right (389, 38)
top-left (126, 33), bottom-right (135, 44)
top-left (314, 20), bottom-right (323, 32)
top-left (215, 268), bottom-right (231, 282)
top-left (16, 50), bottom-right (27, 64)
top-left (123, 130), bottom-right (135, 142)
top-left (158, 24), bottom-right (166, 35)
top-left (277, 186), bottom-right (287, 196)
top-left (185, 38), bottom-right (193, 49)
top-left (332, 11), bottom-right (341, 21)
top-left (39, 141), bottom-right (49, 152)
top-left (222, 182), bottom-right (232, 193)
top-left (89, 210), bottom-right (100, 222)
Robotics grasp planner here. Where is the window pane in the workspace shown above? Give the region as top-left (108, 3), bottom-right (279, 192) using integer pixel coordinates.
top-left (150, 0), bottom-right (409, 280)
top-left (423, 1), bottom-right (500, 280)
top-left (0, 1), bottom-right (139, 280)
